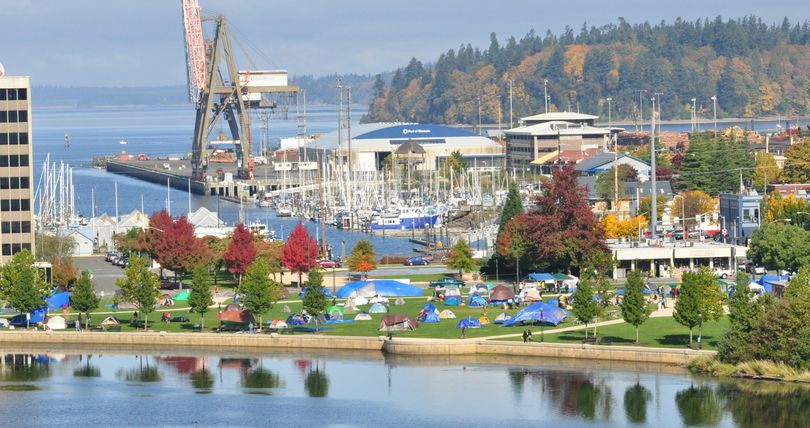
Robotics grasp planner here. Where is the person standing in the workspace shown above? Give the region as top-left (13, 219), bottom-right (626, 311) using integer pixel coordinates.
top-left (522, 330), bottom-right (528, 343)
top-left (527, 330), bottom-right (533, 342)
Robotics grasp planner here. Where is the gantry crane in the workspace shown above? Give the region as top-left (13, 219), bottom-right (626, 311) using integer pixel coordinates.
top-left (181, 0), bottom-right (298, 180)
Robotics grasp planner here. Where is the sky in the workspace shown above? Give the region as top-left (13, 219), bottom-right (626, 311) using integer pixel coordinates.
top-left (1, 0), bottom-right (807, 87)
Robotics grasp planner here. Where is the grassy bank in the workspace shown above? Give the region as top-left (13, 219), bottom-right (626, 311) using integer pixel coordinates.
top-left (688, 355), bottom-right (810, 382)
top-left (505, 316), bottom-right (729, 350)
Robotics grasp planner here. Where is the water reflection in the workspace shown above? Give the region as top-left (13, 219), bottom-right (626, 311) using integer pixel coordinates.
top-left (623, 383), bottom-right (651, 424)
top-left (242, 366), bottom-right (284, 390)
top-left (304, 366), bottom-right (329, 398)
top-left (117, 356), bottom-right (161, 382)
top-left (73, 355), bottom-right (101, 378)
top-left (191, 369), bottom-right (214, 393)
top-left (718, 380), bottom-right (810, 428)
top-left (675, 384), bottom-right (722, 426)
top-left (0, 354), bottom-right (51, 382)
top-left (540, 371), bottom-right (613, 421)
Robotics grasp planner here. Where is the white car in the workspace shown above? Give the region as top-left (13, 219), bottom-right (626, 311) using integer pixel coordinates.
top-left (714, 268), bottom-right (735, 279)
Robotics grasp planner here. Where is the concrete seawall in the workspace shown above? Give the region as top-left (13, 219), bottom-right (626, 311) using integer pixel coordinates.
top-left (0, 331), bottom-right (714, 365)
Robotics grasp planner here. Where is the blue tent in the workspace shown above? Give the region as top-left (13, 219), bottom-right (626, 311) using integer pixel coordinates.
top-left (336, 280), bottom-right (422, 298)
top-left (298, 287), bottom-right (334, 299)
top-left (547, 298), bottom-right (560, 307)
top-left (457, 317), bottom-right (482, 329)
top-left (422, 303), bottom-right (438, 313)
top-left (422, 311), bottom-right (440, 323)
top-left (10, 307), bottom-right (47, 326)
top-left (527, 273), bottom-right (555, 282)
top-left (444, 296), bottom-right (462, 306)
top-left (503, 302), bottom-right (568, 327)
top-left (617, 288), bottom-right (654, 296)
top-left (368, 303), bottom-right (388, 313)
top-left (468, 295), bottom-right (488, 307)
top-left (758, 275), bottom-right (789, 293)
top-left (47, 291), bottom-right (70, 310)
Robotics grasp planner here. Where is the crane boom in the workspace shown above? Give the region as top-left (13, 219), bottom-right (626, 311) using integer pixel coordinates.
top-left (181, 0), bottom-right (207, 102)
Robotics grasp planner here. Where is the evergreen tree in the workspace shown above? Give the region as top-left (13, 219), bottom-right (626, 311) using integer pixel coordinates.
top-left (571, 277), bottom-right (599, 339)
top-left (71, 271), bottom-right (100, 329)
top-left (447, 238), bottom-right (475, 277)
top-left (241, 259), bottom-right (283, 326)
top-left (497, 184), bottom-right (524, 238)
top-left (0, 250), bottom-right (49, 328)
top-left (621, 270), bottom-right (651, 343)
top-left (302, 268), bottom-right (328, 317)
top-left (116, 256), bottom-right (160, 330)
top-left (188, 266), bottom-right (213, 329)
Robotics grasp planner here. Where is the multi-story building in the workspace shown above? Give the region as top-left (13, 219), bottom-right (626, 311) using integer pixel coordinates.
top-left (0, 75), bottom-right (35, 262)
top-left (719, 191), bottom-right (763, 245)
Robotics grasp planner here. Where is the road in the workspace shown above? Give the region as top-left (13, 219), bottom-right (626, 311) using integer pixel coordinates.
top-left (74, 256), bottom-right (125, 296)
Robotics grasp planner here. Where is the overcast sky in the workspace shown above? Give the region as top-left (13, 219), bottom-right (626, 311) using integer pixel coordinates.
top-left (1, 0), bottom-right (806, 86)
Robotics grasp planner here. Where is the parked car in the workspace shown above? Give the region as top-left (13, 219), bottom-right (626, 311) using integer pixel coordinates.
top-left (687, 230), bottom-right (712, 239)
top-left (105, 252), bottom-right (118, 262)
top-left (713, 268), bottom-right (735, 279)
top-left (429, 278), bottom-right (465, 288)
top-left (317, 259), bottom-right (341, 269)
top-left (404, 257), bottom-right (429, 266)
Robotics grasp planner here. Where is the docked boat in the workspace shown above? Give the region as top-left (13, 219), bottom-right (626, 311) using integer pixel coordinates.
top-left (370, 206), bottom-right (441, 230)
top-left (276, 203), bottom-right (292, 217)
top-left (248, 221), bottom-right (274, 239)
top-left (257, 198), bottom-right (272, 208)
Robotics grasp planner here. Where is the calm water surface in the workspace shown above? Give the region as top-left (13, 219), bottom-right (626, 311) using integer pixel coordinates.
top-left (0, 348), bottom-right (806, 427)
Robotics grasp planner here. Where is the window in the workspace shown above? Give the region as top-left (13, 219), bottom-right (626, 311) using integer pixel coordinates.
top-left (7, 89), bottom-right (17, 101)
top-left (21, 221), bottom-right (30, 233)
top-left (0, 178), bottom-right (8, 189)
top-left (11, 243), bottom-right (21, 254)
top-left (9, 156), bottom-right (18, 167)
top-left (0, 200), bottom-right (8, 211)
top-left (19, 155), bottom-right (28, 167)
top-left (20, 199), bottom-right (29, 211)
top-left (1, 244), bottom-right (9, 256)
top-left (11, 222), bottom-right (20, 233)
top-left (20, 177), bottom-right (28, 188)
top-left (18, 111), bottom-right (27, 122)
top-left (0, 156), bottom-right (7, 167)
top-left (21, 243), bottom-right (31, 252)
top-left (0, 89), bottom-right (6, 101)
top-left (19, 132), bottom-right (28, 145)
top-left (9, 133), bottom-right (17, 145)
top-left (8, 111), bottom-right (17, 122)
top-left (1, 222), bottom-right (9, 234)
top-left (0, 133), bottom-right (6, 145)
top-left (17, 88), bottom-right (27, 101)
top-left (0, 111), bottom-right (6, 123)
top-left (10, 199), bottom-right (20, 211)
top-left (10, 177), bottom-right (19, 189)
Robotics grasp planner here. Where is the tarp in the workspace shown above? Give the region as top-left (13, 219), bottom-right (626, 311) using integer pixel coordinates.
top-left (286, 314), bottom-right (308, 326)
top-left (10, 307), bottom-right (47, 326)
top-left (217, 309), bottom-right (255, 324)
top-left (552, 273), bottom-right (573, 281)
top-left (758, 275), bottom-right (789, 293)
top-left (438, 310), bottom-right (456, 319)
top-left (444, 296), bottom-right (462, 306)
top-left (489, 285), bottom-right (515, 302)
top-left (494, 312), bottom-right (512, 324)
top-left (456, 318), bottom-right (482, 329)
top-left (503, 301), bottom-right (568, 327)
top-left (336, 280), bottom-right (423, 298)
top-left (299, 287), bottom-right (334, 299)
top-left (46, 315), bottom-right (67, 330)
top-left (378, 315), bottom-right (418, 331)
top-left (469, 295), bottom-right (488, 307)
top-left (368, 303), bottom-right (388, 313)
top-left (173, 290), bottom-right (190, 301)
top-left (422, 303), bottom-right (438, 313)
top-left (47, 292), bottom-right (70, 310)
top-left (527, 273), bottom-right (555, 282)
top-left (354, 312), bottom-right (372, 321)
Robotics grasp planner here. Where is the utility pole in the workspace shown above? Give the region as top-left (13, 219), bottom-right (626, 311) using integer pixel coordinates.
top-left (477, 96), bottom-right (482, 135)
top-left (690, 98), bottom-right (697, 132)
top-left (347, 86), bottom-right (353, 229)
top-left (607, 97), bottom-right (617, 215)
top-left (650, 96), bottom-right (657, 239)
top-left (508, 79), bottom-right (514, 128)
top-left (543, 79), bottom-right (549, 113)
top-left (711, 95), bottom-right (718, 139)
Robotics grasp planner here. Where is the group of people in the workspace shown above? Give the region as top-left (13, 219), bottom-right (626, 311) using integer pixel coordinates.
top-left (522, 329), bottom-right (533, 343)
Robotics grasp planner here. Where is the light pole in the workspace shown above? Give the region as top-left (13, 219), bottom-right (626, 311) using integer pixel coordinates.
top-left (543, 79), bottom-right (549, 113)
top-left (606, 97), bottom-right (612, 129)
top-left (690, 98), bottom-right (697, 132)
top-left (711, 96), bottom-right (717, 139)
top-left (649, 96), bottom-right (658, 239)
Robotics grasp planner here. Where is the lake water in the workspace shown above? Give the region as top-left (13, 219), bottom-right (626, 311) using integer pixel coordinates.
top-left (0, 347), bottom-right (806, 427)
top-left (32, 104), bottom-right (424, 257)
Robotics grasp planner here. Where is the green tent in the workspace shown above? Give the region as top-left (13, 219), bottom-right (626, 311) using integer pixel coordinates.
top-left (173, 290), bottom-right (190, 301)
top-left (326, 305), bottom-right (344, 315)
top-left (486, 283), bottom-right (496, 290)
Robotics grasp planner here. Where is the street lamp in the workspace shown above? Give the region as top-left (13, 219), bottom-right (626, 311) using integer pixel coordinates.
top-left (543, 79), bottom-right (549, 113)
top-left (606, 97), bottom-right (613, 129)
top-left (690, 98), bottom-right (697, 132)
top-left (711, 96), bottom-right (718, 138)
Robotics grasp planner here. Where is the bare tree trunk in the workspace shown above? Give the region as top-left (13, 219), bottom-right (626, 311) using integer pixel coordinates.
top-left (636, 325), bottom-right (639, 344)
top-left (85, 313), bottom-right (90, 330)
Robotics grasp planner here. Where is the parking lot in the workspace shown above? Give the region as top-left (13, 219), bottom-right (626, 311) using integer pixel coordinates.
top-left (74, 256), bottom-right (125, 296)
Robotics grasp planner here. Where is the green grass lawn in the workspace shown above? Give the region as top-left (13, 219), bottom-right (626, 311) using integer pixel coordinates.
top-left (506, 316), bottom-right (730, 350)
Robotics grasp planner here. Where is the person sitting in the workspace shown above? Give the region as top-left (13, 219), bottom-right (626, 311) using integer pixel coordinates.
top-left (161, 312), bottom-right (171, 323)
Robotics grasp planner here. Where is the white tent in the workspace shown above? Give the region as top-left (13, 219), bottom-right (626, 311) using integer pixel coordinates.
top-left (370, 296), bottom-right (389, 304)
top-left (46, 316), bottom-right (67, 330)
top-left (354, 312), bottom-right (372, 321)
top-left (394, 297), bottom-right (406, 306)
top-left (749, 282), bottom-right (765, 292)
top-left (354, 296), bottom-right (369, 306)
top-left (522, 288), bottom-right (542, 302)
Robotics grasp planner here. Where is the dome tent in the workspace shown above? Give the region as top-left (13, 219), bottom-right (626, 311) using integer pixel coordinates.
top-left (368, 303), bottom-right (388, 314)
top-left (438, 310), bottom-right (456, 319)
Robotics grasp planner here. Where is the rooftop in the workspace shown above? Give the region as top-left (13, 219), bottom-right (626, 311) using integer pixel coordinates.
top-left (520, 111), bottom-right (599, 123)
top-left (506, 120), bottom-right (610, 136)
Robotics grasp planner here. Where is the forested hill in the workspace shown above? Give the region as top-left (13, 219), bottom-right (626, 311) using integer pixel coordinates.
top-left (362, 17), bottom-right (810, 125)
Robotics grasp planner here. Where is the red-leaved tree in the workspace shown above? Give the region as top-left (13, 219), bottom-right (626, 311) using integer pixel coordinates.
top-left (524, 164), bottom-right (608, 275)
top-left (141, 209), bottom-right (174, 259)
top-left (223, 223), bottom-right (256, 285)
top-left (282, 222), bottom-right (318, 287)
top-left (154, 215), bottom-right (211, 279)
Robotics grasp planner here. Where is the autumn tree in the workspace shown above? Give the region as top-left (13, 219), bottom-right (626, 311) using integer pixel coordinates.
top-left (71, 271), bottom-right (100, 329)
top-left (223, 223), bottom-right (257, 286)
top-left (154, 215), bottom-right (211, 279)
top-left (671, 191), bottom-right (715, 230)
top-left (282, 222), bottom-right (318, 286)
top-left (0, 250), bottom-right (48, 328)
top-left (595, 164), bottom-right (638, 205)
top-left (523, 164), bottom-right (608, 274)
top-left (188, 266), bottom-right (213, 329)
top-left (143, 209), bottom-right (174, 259)
top-left (638, 195), bottom-right (667, 221)
top-left (257, 240), bottom-right (285, 281)
top-left (601, 214), bottom-right (648, 239)
top-left (447, 238), bottom-right (475, 277)
top-left (116, 256), bottom-right (160, 330)
top-left (35, 232), bottom-right (78, 286)
top-left (764, 192), bottom-right (810, 228)
top-left (346, 240), bottom-right (377, 274)
top-left (783, 138), bottom-right (810, 184)
top-left (203, 235), bottom-right (229, 284)
top-left (752, 152), bottom-right (782, 191)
